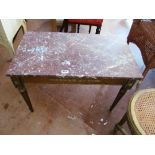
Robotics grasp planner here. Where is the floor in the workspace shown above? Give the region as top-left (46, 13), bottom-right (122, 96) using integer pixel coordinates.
top-left (0, 19), bottom-right (155, 135)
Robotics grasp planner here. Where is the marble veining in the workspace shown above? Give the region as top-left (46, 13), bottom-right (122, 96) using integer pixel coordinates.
top-left (7, 32), bottom-right (142, 78)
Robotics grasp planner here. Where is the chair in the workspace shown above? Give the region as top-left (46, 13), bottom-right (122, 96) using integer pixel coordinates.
top-left (114, 88), bottom-right (155, 135)
top-left (60, 19), bottom-right (103, 34)
top-left (127, 19), bottom-right (155, 78)
top-left (0, 19), bottom-right (27, 58)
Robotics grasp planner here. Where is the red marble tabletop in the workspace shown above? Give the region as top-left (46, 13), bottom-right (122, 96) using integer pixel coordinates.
top-left (7, 32), bottom-right (142, 79)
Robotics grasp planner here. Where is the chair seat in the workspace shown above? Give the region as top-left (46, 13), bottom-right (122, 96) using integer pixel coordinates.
top-left (128, 89), bottom-right (155, 134)
top-left (68, 19), bottom-right (103, 26)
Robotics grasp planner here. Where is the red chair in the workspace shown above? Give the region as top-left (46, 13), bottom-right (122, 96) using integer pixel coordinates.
top-left (60, 19), bottom-right (103, 34)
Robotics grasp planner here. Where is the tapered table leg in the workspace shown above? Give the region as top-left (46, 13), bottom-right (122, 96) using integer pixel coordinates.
top-left (11, 76), bottom-right (34, 112)
top-left (109, 79), bottom-right (137, 112)
top-left (96, 26), bottom-right (101, 34)
top-left (11, 77), bottom-right (18, 88)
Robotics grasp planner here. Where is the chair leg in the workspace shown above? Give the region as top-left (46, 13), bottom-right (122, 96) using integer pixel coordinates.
top-left (64, 20), bottom-right (69, 32)
top-left (77, 24), bottom-right (80, 33)
top-left (60, 19), bottom-right (68, 32)
top-left (60, 20), bottom-right (64, 32)
top-left (96, 26), bottom-right (101, 34)
top-left (118, 113), bottom-right (127, 126)
top-left (135, 80), bottom-right (141, 90)
top-left (113, 112), bottom-right (128, 134)
top-left (142, 67), bottom-right (149, 78)
top-left (89, 25), bottom-right (92, 33)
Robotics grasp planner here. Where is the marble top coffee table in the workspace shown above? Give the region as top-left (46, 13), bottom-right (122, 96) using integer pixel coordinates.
top-left (7, 32), bottom-right (143, 112)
